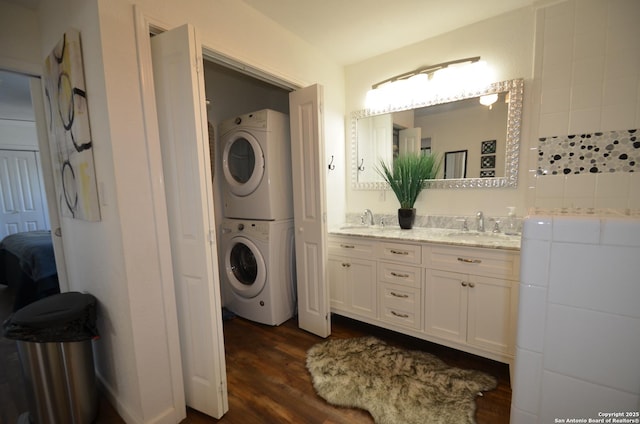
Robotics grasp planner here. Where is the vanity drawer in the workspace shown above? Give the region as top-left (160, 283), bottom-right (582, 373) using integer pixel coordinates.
top-left (376, 242), bottom-right (422, 265)
top-left (378, 283), bottom-right (422, 330)
top-left (328, 236), bottom-right (374, 258)
top-left (378, 261), bottom-right (422, 288)
top-left (424, 245), bottom-right (519, 280)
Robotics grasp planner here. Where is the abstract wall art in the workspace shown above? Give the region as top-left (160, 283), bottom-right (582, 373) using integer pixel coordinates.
top-left (43, 29), bottom-right (100, 221)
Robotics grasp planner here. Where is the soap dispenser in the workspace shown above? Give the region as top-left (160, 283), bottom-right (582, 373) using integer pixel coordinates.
top-left (504, 206), bottom-right (519, 235)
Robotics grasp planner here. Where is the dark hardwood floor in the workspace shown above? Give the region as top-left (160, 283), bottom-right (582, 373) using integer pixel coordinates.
top-left (1, 285), bottom-right (511, 423)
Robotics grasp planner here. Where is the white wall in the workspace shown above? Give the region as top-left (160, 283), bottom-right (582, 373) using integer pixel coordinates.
top-left (29, 0), bottom-right (346, 422)
top-left (344, 6), bottom-right (536, 219)
top-left (0, 1), bottom-right (41, 75)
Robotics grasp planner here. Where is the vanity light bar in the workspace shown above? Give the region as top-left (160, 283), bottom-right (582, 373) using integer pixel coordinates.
top-left (371, 56), bottom-right (481, 89)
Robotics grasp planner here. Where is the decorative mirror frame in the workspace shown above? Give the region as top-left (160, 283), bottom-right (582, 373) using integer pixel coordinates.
top-left (350, 78), bottom-right (524, 189)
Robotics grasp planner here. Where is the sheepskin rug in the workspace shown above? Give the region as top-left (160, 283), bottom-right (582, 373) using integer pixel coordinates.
top-left (306, 336), bottom-right (497, 424)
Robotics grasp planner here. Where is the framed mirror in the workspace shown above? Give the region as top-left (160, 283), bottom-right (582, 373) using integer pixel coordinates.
top-left (350, 78), bottom-right (523, 189)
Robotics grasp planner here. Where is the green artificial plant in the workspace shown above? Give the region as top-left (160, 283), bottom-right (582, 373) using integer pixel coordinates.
top-left (376, 153), bottom-right (442, 209)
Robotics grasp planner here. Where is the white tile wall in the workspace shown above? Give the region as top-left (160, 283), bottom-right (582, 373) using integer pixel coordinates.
top-left (533, 0), bottom-right (640, 211)
top-left (538, 0), bottom-right (640, 136)
top-left (539, 371), bottom-right (639, 423)
top-left (511, 211), bottom-right (640, 423)
top-left (534, 172), bottom-right (640, 209)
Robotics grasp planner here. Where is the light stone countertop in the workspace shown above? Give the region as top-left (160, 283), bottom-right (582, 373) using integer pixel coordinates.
top-left (329, 225), bottom-right (521, 251)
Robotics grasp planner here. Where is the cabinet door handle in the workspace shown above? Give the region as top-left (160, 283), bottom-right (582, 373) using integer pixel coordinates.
top-left (461, 281), bottom-right (468, 287)
top-left (390, 292), bottom-right (409, 298)
top-left (341, 263), bottom-right (351, 268)
top-left (390, 249), bottom-right (409, 255)
top-left (391, 310), bottom-right (409, 318)
top-left (457, 257), bottom-right (481, 264)
top-left (340, 244), bottom-right (355, 249)
top-left (468, 282), bottom-right (475, 288)
top-left (390, 272), bottom-right (409, 278)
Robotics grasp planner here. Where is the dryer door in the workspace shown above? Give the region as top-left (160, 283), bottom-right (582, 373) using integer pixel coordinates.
top-left (222, 130), bottom-right (265, 196)
top-left (224, 235), bottom-right (267, 298)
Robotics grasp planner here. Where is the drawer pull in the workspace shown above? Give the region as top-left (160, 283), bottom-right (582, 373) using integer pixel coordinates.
top-left (390, 292), bottom-right (409, 298)
top-left (457, 257), bottom-right (481, 264)
top-left (391, 310), bottom-right (409, 318)
top-left (340, 244), bottom-right (355, 249)
top-left (390, 249), bottom-right (409, 255)
top-left (390, 272), bottom-right (409, 278)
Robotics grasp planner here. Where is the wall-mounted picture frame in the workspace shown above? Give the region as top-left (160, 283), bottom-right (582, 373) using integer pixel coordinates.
top-left (481, 155), bottom-right (496, 169)
top-left (481, 139), bottom-right (497, 154)
top-left (444, 150), bottom-right (467, 179)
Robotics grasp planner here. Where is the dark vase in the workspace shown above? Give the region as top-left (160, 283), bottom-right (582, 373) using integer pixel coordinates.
top-left (398, 208), bottom-right (416, 229)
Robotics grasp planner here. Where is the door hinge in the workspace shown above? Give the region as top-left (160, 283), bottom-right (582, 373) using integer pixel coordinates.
top-left (194, 57), bottom-right (202, 74)
top-left (208, 230), bottom-right (215, 245)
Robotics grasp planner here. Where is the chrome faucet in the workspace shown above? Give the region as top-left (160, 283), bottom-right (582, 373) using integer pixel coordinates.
top-left (476, 211), bottom-right (485, 232)
top-left (362, 209), bottom-right (374, 226)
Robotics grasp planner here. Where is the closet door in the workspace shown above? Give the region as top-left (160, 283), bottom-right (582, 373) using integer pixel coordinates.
top-left (151, 24), bottom-right (228, 419)
top-left (0, 149), bottom-right (49, 238)
top-left (289, 84), bottom-right (330, 338)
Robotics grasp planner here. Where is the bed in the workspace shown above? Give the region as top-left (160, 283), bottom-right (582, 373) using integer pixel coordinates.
top-left (0, 231), bottom-right (60, 311)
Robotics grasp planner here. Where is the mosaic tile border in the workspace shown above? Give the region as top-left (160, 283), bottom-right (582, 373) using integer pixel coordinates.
top-left (537, 129), bottom-right (639, 175)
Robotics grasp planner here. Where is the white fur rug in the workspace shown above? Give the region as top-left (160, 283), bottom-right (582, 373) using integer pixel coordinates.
top-left (306, 336), bottom-right (497, 424)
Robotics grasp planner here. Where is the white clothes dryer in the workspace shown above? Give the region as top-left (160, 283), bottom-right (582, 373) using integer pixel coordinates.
top-left (219, 109), bottom-right (293, 220)
top-left (219, 218), bottom-right (296, 326)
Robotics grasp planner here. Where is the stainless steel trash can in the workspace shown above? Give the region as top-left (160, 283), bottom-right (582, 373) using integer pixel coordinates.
top-left (3, 292), bottom-right (99, 424)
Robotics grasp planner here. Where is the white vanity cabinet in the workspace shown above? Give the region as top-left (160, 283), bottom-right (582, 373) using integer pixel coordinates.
top-left (376, 241), bottom-right (423, 330)
top-left (327, 232), bottom-right (520, 368)
top-left (327, 236), bottom-right (377, 318)
top-left (424, 245), bottom-right (520, 357)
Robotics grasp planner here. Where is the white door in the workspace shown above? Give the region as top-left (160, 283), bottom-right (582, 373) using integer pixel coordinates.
top-left (151, 24), bottom-right (228, 418)
top-left (289, 84), bottom-right (330, 338)
top-left (0, 149), bottom-right (49, 238)
top-left (399, 127), bottom-right (422, 155)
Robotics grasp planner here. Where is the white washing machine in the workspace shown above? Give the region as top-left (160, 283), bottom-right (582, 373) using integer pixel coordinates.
top-left (219, 109), bottom-right (293, 220)
top-left (220, 218), bottom-right (296, 326)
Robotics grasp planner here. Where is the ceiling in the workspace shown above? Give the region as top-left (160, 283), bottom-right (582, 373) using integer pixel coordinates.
top-left (241, 0), bottom-right (535, 65)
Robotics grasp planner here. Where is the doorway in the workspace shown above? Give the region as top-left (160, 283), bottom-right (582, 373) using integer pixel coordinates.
top-left (200, 60), bottom-right (291, 307)
top-left (0, 70), bottom-right (50, 238)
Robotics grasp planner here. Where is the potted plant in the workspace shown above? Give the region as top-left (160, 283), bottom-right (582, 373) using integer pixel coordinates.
top-left (376, 153), bottom-right (442, 229)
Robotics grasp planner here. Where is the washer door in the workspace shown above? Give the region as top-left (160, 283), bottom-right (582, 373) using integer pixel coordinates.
top-left (222, 130), bottom-right (265, 197)
top-left (224, 236), bottom-right (267, 298)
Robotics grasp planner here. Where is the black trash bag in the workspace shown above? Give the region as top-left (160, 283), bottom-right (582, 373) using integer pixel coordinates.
top-left (3, 291), bottom-right (99, 343)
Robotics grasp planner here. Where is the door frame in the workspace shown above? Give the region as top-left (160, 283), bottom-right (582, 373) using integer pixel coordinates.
top-left (132, 4), bottom-right (308, 417)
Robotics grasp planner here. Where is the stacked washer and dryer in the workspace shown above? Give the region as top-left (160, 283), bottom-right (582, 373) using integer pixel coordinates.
top-left (218, 109), bottom-right (296, 326)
